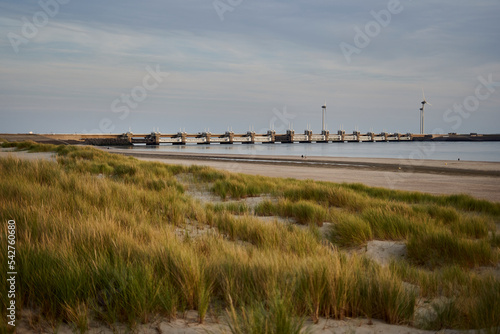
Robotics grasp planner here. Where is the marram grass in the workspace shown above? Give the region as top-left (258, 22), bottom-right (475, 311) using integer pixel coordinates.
top-left (0, 141), bottom-right (499, 333)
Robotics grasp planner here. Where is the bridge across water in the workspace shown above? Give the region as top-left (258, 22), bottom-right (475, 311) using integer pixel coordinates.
top-left (52, 130), bottom-right (412, 145)
top-left (2, 131), bottom-right (499, 146)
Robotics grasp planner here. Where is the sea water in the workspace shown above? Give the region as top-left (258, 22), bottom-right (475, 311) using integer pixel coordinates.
top-left (122, 141), bottom-right (500, 162)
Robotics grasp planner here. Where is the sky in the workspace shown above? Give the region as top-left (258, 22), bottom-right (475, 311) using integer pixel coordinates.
top-left (0, 0), bottom-right (499, 135)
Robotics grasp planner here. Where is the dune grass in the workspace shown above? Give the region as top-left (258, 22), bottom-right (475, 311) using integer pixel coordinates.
top-left (207, 202), bottom-right (250, 215)
top-left (407, 231), bottom-right (497, 268)
top-left (344, 182), bottom-right (500, 216)
top-left (390, 261), bottom-right (500, 330)
top-left (227, 293), bottom-right (305, 334)
top-left (328, 212), bottom-right (373, 247)
top-left (0, 141), bottom-right (499, 332)
top-left (1, 140), bottom-right (59, 152)
top-left (254, 199), bottom-right (328, 226)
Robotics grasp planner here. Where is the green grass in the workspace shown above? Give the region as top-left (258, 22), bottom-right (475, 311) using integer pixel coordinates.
top-left (1, 140), bottom-right (58, 152)
top-left (407, 231), bottom-right (498, 268)
top-left (227, 293), bottom-right (306, 334)
top-left (254, 199), bottom-right (328, 226)
top-left (344, 183), bottom-right (500, 216)
top-left (210, 174), bottom-right (275, 200)
top-left (329, 212), bottom-right (373, 247)
top-left (0, 142), bottom-right (499, 333)
top-left (390, 261), bottom-right (500, 330)
top-left (207, 202), bottom-right (250, 215)
top-left (361, 206), bottom-right (428, 240)
top-left (281, 181), bottom-right (370, 211)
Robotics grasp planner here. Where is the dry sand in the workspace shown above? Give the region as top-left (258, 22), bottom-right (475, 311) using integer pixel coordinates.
top-left (0, 148), bottom-right (56, 161)
top-left (16, 309), bottom-right (463, 334)
top-left (105, 149), bottom-right (500, 202)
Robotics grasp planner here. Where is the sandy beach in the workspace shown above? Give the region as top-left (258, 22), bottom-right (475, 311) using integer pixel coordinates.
top-left (2, 147), bottom-right (498, 333)
top-left (103, 149), bottom-right (500, 202)
top-left (2, 146), bottom-right (499, 201)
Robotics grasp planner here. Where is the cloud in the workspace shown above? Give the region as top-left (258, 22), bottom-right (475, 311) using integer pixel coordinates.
top-left (0, 0), bottom-right (499, 134)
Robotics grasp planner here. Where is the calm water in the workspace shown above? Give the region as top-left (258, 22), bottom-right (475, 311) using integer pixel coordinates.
top-left (124, 142), bottom-right (500, 162)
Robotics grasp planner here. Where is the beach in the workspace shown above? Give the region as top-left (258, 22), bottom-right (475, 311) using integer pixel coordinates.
top-left (2, 145), bottom-right (499, 333)
top-left (2, 146), bottom-right (499, 201)
top-left (103, 149), bottom-right (500, 202)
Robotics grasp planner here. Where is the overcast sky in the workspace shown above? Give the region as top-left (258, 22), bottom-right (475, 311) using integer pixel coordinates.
top-left (0, 0), bottom-right (499, 134)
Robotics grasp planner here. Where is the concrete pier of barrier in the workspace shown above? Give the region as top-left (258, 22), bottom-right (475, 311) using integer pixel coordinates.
top-left (2, 132), bottom-right (499, 146)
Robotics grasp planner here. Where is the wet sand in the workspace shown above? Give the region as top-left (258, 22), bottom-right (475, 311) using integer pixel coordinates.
top-left (104, 149), bottom-right (500, 202)
top-left (2, 147), bottom-right (498, 202)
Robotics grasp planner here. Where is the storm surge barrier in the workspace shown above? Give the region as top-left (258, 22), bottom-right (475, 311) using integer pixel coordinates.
top-left (4, 131), bottom-right (500, 146)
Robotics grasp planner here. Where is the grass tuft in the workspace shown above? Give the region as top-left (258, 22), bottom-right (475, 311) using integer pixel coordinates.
top-left (329, 213), bottom-right (373, 247)
top-left (227, 293), bottom-right (306, 334)
top-left (255, 199), bottom-right (327, 226)
top-left (407, 231), bottom-right (498, 268)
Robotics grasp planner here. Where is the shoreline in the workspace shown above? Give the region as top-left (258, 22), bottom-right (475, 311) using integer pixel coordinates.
top-left (1, 147), bottom-right (499, 202)
top-left (105, 149), bottom-right (500, 176)
top-left (103, 149), bottom-right (500, 202)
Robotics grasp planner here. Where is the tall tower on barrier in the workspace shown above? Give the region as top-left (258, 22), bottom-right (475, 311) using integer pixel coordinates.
top-left (322, 101), bottom-right (327, 132)
top-left (420, 89), bottom-right (431, 135)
